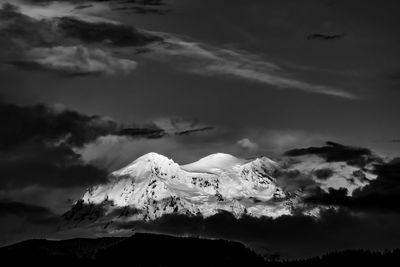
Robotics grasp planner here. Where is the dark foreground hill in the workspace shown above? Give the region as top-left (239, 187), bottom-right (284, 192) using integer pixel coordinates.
top-left (0, 233), bottom-right (399, 267)
top-left (0, 233), bottom-right (265, 266)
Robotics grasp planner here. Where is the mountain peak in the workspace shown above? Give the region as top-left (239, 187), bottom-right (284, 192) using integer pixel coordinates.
top-left (133, 152), bottom-right (171, 162)
top-left (112, 152), bottom-right (177, 178)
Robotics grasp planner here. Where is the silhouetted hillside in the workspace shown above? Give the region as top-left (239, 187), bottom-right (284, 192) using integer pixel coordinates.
top-left (271, 249), bottom-right (400, 267)
top-left (0, 233), bottom-right (399, 266)
top-left (0, 233), bottom-right (265, 266)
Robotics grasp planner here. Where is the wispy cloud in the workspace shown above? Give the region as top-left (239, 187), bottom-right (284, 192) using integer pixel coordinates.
top-left (24, 45), bottom-right (137, 75)
top-left (149, 35), bottom-right (355, 99)
top-left (1, 0), bottom-right (115, 23)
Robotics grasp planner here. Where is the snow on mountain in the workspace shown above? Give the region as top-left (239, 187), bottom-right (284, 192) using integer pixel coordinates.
top-left (74, 152), bottom-right (292, 223)
top-left (181, 153), bottom-right (246, 174)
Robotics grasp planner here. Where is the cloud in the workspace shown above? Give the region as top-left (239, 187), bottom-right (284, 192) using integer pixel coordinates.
top-left (56, 16), bottom-right (161, 46)
top-left (153, 117), bottom-right (215, 136)
top-left (0, 102), bottom-right (117, 149)
top-left (307, 33), bottom-right (343, 41)
top-left (15, 0), bottom-right (170, 16)
top-left (118, 127), bottom-right (166, 139)
top-left (0, 185), bottom-right (86, 214)
top-left (0, 3), bottom-right (158, 76)
top-left (0, 142), bottom-right (109, 189)
top-left (0, 102), bottom-right (116, 189)
top-left (267, 142), bottom-right (383, 198)
top-left (175, 126), bottom-right (215, 136)
top-left (2, 0), bottom-right (115, 23)
top-left (22, 45), bottom-right (137, 75)
top-left (306, 158), bottom-right (400, 213)
top-left (280, 154), bottom-right (377, 196)
top-left (149, 36), bottom-right (356, 99)
top-left (0, 2), bottom-right (357, 98)
top-left (0, 200), bottom-right (59, 225)
top-left (284, 141), bottom-right (381, 168)
top-left (237, 138), bottom-right (259, 151)
top-left (231, 129), bottom-right (327, 156)
top-left (78, 135), bottom-right (184, 171)
top-left (116, 118), bottom-right (215, 139)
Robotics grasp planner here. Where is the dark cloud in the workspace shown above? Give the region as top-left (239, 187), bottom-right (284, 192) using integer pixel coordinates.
top-left (175, 126), bottom-right (215, 136)
top-left (117, 119), bottom-right (215, 139)
top-left (0, 200), bottom-right (59, 225)
top-left (0, 3), bottom-right (54, 49)
top-left (0, 102), bottom-right (117, 150)
top-left (0, 101), bottom-right (115, 188)
top-left (313, 168), bottom-right (334, 180)
top-left (0, 142), bottom-right (108, 188)
top-left (284, 141), bottom-right (381, 167)
top-left (118, 127), bottom-right (166, 139)
top-left (0, 3), bottom-right (160, 76)
top-left (275, 169), bottom-right (318, 193)
top-left (307, 33), bottom-right (343, 41)
top-left (56, 16), bottom-right (161, 47)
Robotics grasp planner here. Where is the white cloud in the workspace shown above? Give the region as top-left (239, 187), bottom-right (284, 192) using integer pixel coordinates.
top-left (149, 35), bottom-right (355, 99)
top-left (26, 45), bottom-right (137, 75)
top-left (3, 0), bottom-right (116, 23)
top-left (235, 129), bottom-right (328, 156)
top-left (237, 138), bottom-right (259, 151)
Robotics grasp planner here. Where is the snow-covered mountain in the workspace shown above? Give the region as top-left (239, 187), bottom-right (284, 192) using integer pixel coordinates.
top-left (68, 152), bottom-right (296, 223)
top-left (64, 151), bottom-right (378, 225)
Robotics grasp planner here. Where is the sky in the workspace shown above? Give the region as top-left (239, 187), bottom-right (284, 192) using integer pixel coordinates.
top-left (0, 0), bottom-right (400, 258)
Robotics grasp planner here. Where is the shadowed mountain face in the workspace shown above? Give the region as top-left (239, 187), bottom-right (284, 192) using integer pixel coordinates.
top-left (1, 233), bottom-right (400, 267)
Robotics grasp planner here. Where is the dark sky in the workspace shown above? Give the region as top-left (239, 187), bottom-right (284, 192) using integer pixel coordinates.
top-left (0, 0), bottom-right (400, 257)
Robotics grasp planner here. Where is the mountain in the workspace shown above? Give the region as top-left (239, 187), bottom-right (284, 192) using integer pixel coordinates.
top-left (64, 151), bottom-right (376, 225)
top-left (65, 152), bottom-right (295, 224)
